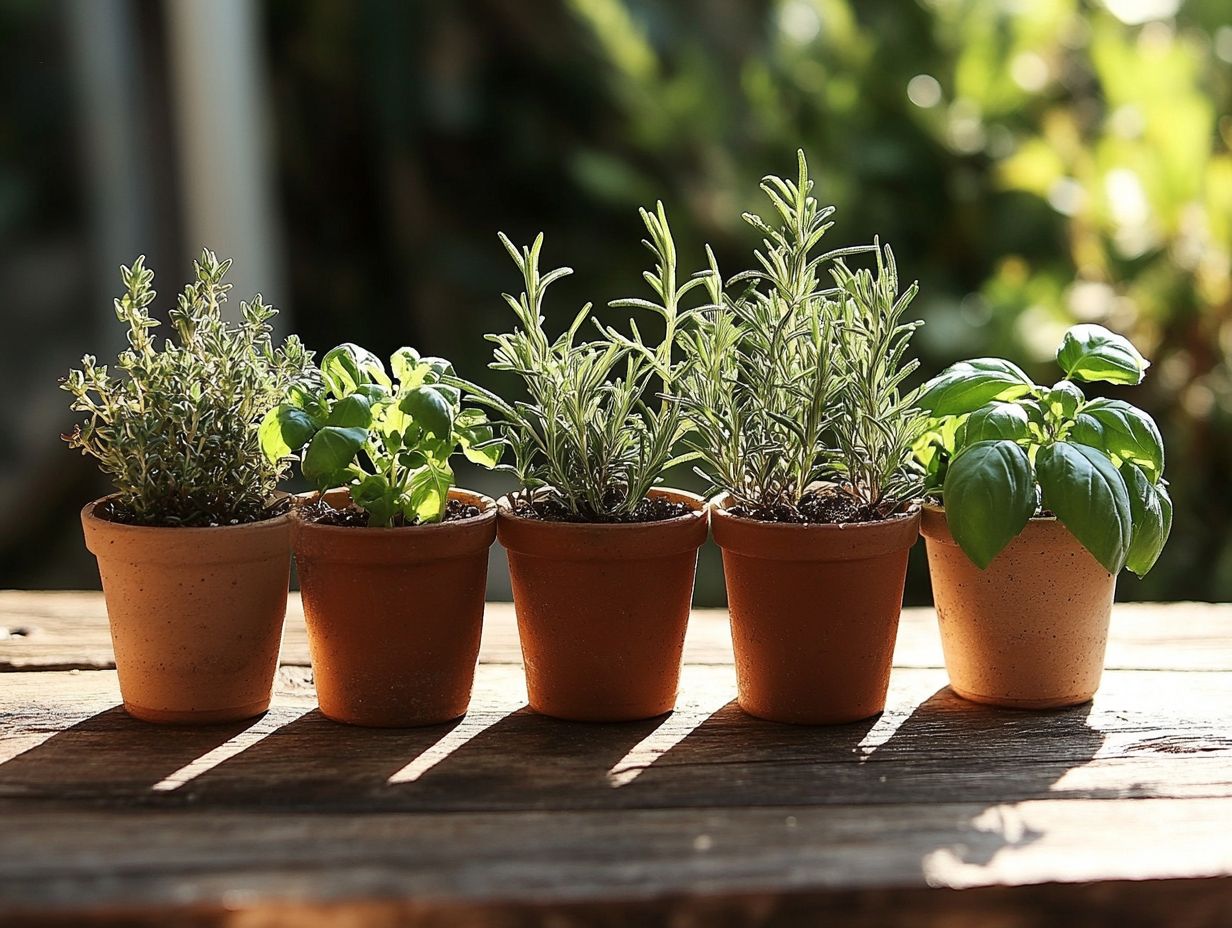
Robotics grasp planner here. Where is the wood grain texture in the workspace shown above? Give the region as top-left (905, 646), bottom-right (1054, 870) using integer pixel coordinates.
top-left (0, 594), bottom-right (1230, 925)
top-left (2, 667), bottom-right (1229, 809)
top-left (2, 591), bottom-right (1231, 671)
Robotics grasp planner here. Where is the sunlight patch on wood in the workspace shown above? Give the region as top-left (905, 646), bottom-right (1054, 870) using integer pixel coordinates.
top-left (606, 669), bottom-right (734, 788)
top-left (151, 708), bottom-right (310, 792)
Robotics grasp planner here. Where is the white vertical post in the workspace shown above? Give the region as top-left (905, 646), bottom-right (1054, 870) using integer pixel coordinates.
top-left (66, 0), bottom-right (150, 337)
top-left (164, 0), bottom-right (285, 326)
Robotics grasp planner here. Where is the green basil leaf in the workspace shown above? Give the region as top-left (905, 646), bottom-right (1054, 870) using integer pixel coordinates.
top-left (321, 343), bottom-right (391, 396)
top-left (942, 440), bottom-right (1037, 568)
top-left (456, 408), bottom-right (502, 468)
top-left (258, 405), bottom-right (318, 463)
top-left (1056, 324), bottom-right (1149, 385)
top-left (353, 383), bottom-right (390, 405)
top-left (405, 460), bottom-right (453, 524)
top-left (420, 356), bottom-right (456, 379)
top-left (1120, 463), bottom-right (1172, 577)
top-left (390, 347), bottom-right (422, 385)
top-left (960, 402), bottom-right (1032, 444)
top-left (351, 474), bottom-right (397, 527)
top-left (326, 393), bottom-right (374, 429)
top-left (1070, 398), bottom-right (1164, 479)
top-left (400, 385), bottom-right (454, 438)
top-left (302, 426), bottom-right (368, 489)
top-left (1036, 441), bottom-right (1132, 574)
top-left (917, 358), bottom-right (1035, 417)
top-left (1043, 380), bottom-right (1084, 421)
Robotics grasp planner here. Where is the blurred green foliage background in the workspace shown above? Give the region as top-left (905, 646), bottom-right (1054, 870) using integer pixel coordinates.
top-left (2, 0), bottom-right (1230, 603)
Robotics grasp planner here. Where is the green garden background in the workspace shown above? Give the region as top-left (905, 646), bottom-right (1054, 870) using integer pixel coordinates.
top-left (2, 0), bottom-right (1229, 603)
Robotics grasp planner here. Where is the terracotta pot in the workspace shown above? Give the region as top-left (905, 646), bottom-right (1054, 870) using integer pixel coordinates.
top-left (293, 488), bottom-right (497, 727)
top-left (711, 495), bottom-right (921, 725)
top-left (497, 488), bottom-right (708, 722)
top-left (80, 497), bottom-right (292, 725)
top-left (920, 505), bottom-right (1115, 709)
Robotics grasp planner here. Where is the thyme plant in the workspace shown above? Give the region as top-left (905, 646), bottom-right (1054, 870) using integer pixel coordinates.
top-left (63, 250), bottom-right (313, 526)
top-left (673, 152), bottom-right (924, 519)
top-left (463, 203), bottom-right (707, 520)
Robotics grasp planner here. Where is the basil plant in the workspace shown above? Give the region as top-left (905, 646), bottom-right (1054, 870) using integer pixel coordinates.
top-left (259, 344), bottom-right (501, 526)
top-left (913, 324), bottom-right (1171, 576)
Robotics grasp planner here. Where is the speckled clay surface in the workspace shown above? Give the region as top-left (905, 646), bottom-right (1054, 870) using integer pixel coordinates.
top-left (293, 488), bottom-right (497, 728)
top-left (920, 505), bottom-right (1116, 709)
top-left (711, 496), bottom-right (920, 726)
top-left (497, 488), bottom-right (708, 722)
top-left (81, 498), bottom-right (292, 725)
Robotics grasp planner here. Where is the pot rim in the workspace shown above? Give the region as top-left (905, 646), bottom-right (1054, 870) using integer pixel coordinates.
top-left (920, 500), bottom-right (1058, 523)
top-left (709, 491), bottom-right (921, 530)
top-left (709, 492), bottom-right (921, 562)
top-left (495, 486), bottom-right (706, 529)
top-left (920, 502), bottom-right (1075, 551)
top-left (81, 494), bottom-right (293, 536)
top-left (495, 487), bottom-right (708, 560)
top-left (292, 486), bottom-right (497, 535)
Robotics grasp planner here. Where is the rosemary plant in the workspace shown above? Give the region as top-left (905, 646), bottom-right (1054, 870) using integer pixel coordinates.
top-left (63, 250), bottom-right (313, 526)
top-left (829, 242), bottom-right (926, 509)
top-left (673, 152), bottom-right (924, 520)
top-left (462, 203), bottom-right (707, 520)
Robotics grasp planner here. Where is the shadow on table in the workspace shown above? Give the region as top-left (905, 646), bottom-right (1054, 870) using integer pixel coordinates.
top-left (400, 706), bottom-right (671, 809)
top-left (179, 705), bottom-right (671, 810)
top-left (631, 685), bottom-right (1106, 872)
top-left (0, 705), bottom-right (254, 800)
top-left (616, 699), bottom-right (882, 803)
top-left (183, 708), bottom-right (462, 806)
top-left (866, 687), bottom-right (1106, 870)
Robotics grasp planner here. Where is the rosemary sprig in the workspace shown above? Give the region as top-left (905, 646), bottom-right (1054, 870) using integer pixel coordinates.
top-left (463, 203), bottom-right (708, 520)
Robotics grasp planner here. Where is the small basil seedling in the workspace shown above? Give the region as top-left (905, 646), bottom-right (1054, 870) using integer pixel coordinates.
top-left (260, 344), bottom-right (501, 525)
top-left (914, 324), bottom-right (1170, 576)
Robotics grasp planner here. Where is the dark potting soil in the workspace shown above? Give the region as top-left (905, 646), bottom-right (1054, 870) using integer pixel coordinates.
top-left (728, 487), bottom-right (895, 525)
top-left (94, 496), bottom-right (291, 528)
top-left (513, 496), bottom-right (694, 524)
top-left (298, 497), bottom-right (482, 528)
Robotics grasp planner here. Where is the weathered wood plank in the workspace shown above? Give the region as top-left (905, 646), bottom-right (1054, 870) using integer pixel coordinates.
top-left (2, 593), bottom-right (1229, 925)
top-left (2, 591), bottom-right (1230, 672)
top-left (2, 667), bottom-right (1228, 810)
top-left (6, 878), bottom-right (1229, 928)
top-left (0, 800), bottom-right (1229, 919)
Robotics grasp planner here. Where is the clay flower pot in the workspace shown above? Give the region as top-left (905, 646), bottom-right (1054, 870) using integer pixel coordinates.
top-left (710, 495), bottom-right (921, 725)
top-left (81, 497), bottom-right (292, 725)
top-left (292, 488), bottom-right (497, 728)
top-left (920, 505), bottom-right (1116, 709)
top-left (497, 488), bottom-right (708, 722)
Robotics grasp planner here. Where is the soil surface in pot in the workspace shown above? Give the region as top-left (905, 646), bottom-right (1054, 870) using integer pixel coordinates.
top-left (728, 486), bottom-right (892, 524)
top-left (93, 496), bottom-right (291, 528)
top-left (298, 498), bottom-right (481, 528)
top-left (512, 495), bottom-right (693, 523)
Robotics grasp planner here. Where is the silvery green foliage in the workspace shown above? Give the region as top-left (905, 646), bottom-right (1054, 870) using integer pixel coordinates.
top-left (63, 250), bottom-right (313, 526)
top-left (672, 151), bottom-right (925, 515)
top-left (829, 243), bottom-right (926, 508)
top-left (465, 204), bottom-right (707, 519)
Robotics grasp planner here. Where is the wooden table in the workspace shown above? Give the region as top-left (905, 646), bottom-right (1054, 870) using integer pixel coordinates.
top-left (1, 592), bottom-right (1229, 926)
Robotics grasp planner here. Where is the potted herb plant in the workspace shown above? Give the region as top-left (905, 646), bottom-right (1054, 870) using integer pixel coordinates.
top-left (676, 153), bottom-right (925, 725)
top-left (260, 343), bottom-right (501, 727)
top-left (914, 324), bottom-right (1171, 708)
top-left (64, 251), bottom-right (312, 724)
top-left (460, 206), bottom-right (708, 722)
